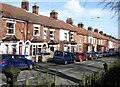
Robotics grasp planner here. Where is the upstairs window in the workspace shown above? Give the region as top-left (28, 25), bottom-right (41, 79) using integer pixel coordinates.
top-left (43, 27), bottom-right (48, 39)
top-left (80, 35), bottom-right (82, 43)
top-left (64, 32), bottom-right (67, 40)
top-left (43, 30), bottom-right (47, 39)
top-left (6, 21), bottom-right (15, 35)
top-left (50, 30), bottom-right (54, 40)
top-left (70, 32), bottom-right (74, 41)
top-left (33, 25), bottom-right (40, 36)
top-left (84, 36), bottom-right (87, 43)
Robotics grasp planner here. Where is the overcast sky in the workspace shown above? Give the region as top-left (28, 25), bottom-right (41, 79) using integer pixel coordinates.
top-left (1, 0), bottom-right (118, 38)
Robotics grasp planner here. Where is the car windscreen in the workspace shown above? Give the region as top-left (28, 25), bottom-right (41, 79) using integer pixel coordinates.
top-left (74, 52), bottom-right (80, 56)
top-left (54, 51), bottom-right (63, 57)
top-left (11, 55), bottom-right (26, 60)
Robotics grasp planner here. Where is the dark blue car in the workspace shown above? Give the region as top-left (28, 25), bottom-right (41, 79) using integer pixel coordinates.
top-left (53, 50), bottom-right (76, 64)
top-left (0, 54), bottom-right (34, 71)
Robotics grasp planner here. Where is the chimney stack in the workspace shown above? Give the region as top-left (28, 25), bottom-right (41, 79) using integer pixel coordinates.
top-left (99, 31), bottom-right (103, 35)
top-left (66, 18), bottom-right (73, 25)
top-left (78, 22), bottom-right (84, 28)
top-left (94, 29), bottom-right (98, 33)
top-left (88, 26), bottom-right (93, 31)
top-left (21, 0), bottom-right (29, 11)
top-left (50, 10), bottom-right (58, 19)
top-left (103, 33), bottom-right (106, 36)
top-left (32, 3), bottom-right (39, 14)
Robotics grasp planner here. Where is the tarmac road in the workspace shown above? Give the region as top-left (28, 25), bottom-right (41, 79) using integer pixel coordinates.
top-left (0, 56), bottom-right (118, 86)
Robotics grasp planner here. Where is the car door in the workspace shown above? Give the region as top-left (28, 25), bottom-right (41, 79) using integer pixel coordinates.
top-left (69, 52), bottom-right (75, 62)
top-left (17, 55), bottom-right (28, 69)
top-left (10, 55), bottom-right (19, 68)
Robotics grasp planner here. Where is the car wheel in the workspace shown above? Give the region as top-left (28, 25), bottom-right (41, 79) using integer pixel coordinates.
top-left (91, 58), bottom-right (93, 60)
top-left (64, 61), bottom-right (67, 65)
top-left (29, 64), bottom-right (34, 69)
top-left (80, 59), bottom-right (82, 62)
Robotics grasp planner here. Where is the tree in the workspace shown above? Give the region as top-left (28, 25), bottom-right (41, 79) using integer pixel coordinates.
top-left (99, 0), bottom-right (120, 18)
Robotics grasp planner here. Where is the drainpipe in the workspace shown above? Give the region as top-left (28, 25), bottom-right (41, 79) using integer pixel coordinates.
top-left (24, 21), bottom-right (28, 55)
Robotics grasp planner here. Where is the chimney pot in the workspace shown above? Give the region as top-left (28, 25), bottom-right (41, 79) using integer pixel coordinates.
top-left (99, 31), bottom-right (103, 35)
top-left (21, 0), bottom-right (29, 11)
top-left (103, 33), bottom-right (106, 36)
top-left (78, 22), bottom-right (84, 28)
top-left (50, 10), bottom-right (58, 19)
top-left (94, 29), bottom-right (98, 33)
top-left (66, 18), bottom-right (73, 25)
top-left (88, 26), bottom-right (93, 31)
top-left (32, 3), bottom-right (39, 14)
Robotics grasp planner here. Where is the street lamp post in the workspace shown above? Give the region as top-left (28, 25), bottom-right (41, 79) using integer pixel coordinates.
top-left (90, 17), bottom-right (100, 52)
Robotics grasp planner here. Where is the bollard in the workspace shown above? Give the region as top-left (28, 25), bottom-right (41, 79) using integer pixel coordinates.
top-left (103, 63), bottom-right (108, 72)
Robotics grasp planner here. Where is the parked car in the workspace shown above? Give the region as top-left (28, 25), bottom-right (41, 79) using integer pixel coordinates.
top-left (53, 50), bottom-right (76, 64)
top-left (108, 51), bottom-right (117, 56)
top-left (95, 52), bottom-right (103, 58)
top-left (0, 54), bottom-right (34, 71)
top-left (86, 52), bottom-right (97, 60)
top-left (38, 52), bottom-right (51, 62)
top-left (102, 52), bottom-right (110, 57)
top-left (73, 52), bottom-right (88, 62)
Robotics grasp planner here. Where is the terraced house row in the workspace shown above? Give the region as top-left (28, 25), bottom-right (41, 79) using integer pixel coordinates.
top-left (0, 1), bottom-right (120, 62)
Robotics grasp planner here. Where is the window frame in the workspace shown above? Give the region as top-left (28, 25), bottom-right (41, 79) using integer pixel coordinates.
top-left (64, 32), bottom-right (67, 40)
top-left (70, 32), bottom-right (74, 41)
top-left (43, 27), bottom-right (48, 39)
top-left (84, 36), bottom-right (87, 43)
top-left (80, 35), bottom-right (82, 43)
top-left (50, 29), bottom-right (55, 40)
top-left (6, 21), bottom-right (16, 35)
top-left (32, 45), bottom-right (36, 56)
top-left (33, 24), bottom-right (40, 36)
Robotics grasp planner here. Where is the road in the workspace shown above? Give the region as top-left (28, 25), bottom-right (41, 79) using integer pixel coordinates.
top-left (0, 56), bottom-right (118, 86)
top-left (35, 56), bottom-right (117, 85)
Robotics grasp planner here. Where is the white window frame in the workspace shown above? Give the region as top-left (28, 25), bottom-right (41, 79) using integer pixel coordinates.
top-left (50, 29), bottom-right (55, 40)
top-left (94, 38), bottom-right (96, 44)
top-left (80, 35), bottom-right (82, 43)
top-left (70, 32), bottom-right (74, 41)
top-left (64, 32), bottom-right (67, 40)
top-left (84, 36), bottom-right (87, 43)
top-left (32, 45), bottom-right (36, 56)
top-left (6, 21), bottom-right (16, 35)
top-left (43, 27), bottom-right (48, 39)
top-left (33, 24), bottom-right (40, 36)
top-left (38, 45), bottom-right (42, 54)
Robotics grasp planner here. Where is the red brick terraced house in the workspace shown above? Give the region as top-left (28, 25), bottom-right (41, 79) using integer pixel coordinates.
top-left (0, 1), bottom-right (119, 62)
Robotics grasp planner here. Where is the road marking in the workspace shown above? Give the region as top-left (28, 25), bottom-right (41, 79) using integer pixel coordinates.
top-left (60, 68), bottom-right (74, 72)
top-left (87, 63), bottom-right (95, 65)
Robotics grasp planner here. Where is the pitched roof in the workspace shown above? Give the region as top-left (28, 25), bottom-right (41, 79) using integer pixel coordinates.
top-left (1, 3), bottom-right (114, 41)
top-left (1, 3), bottom-right (77, 32)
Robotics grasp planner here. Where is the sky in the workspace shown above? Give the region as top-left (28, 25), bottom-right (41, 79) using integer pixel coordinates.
top-left (1, 0), bottom-right (119, 38)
